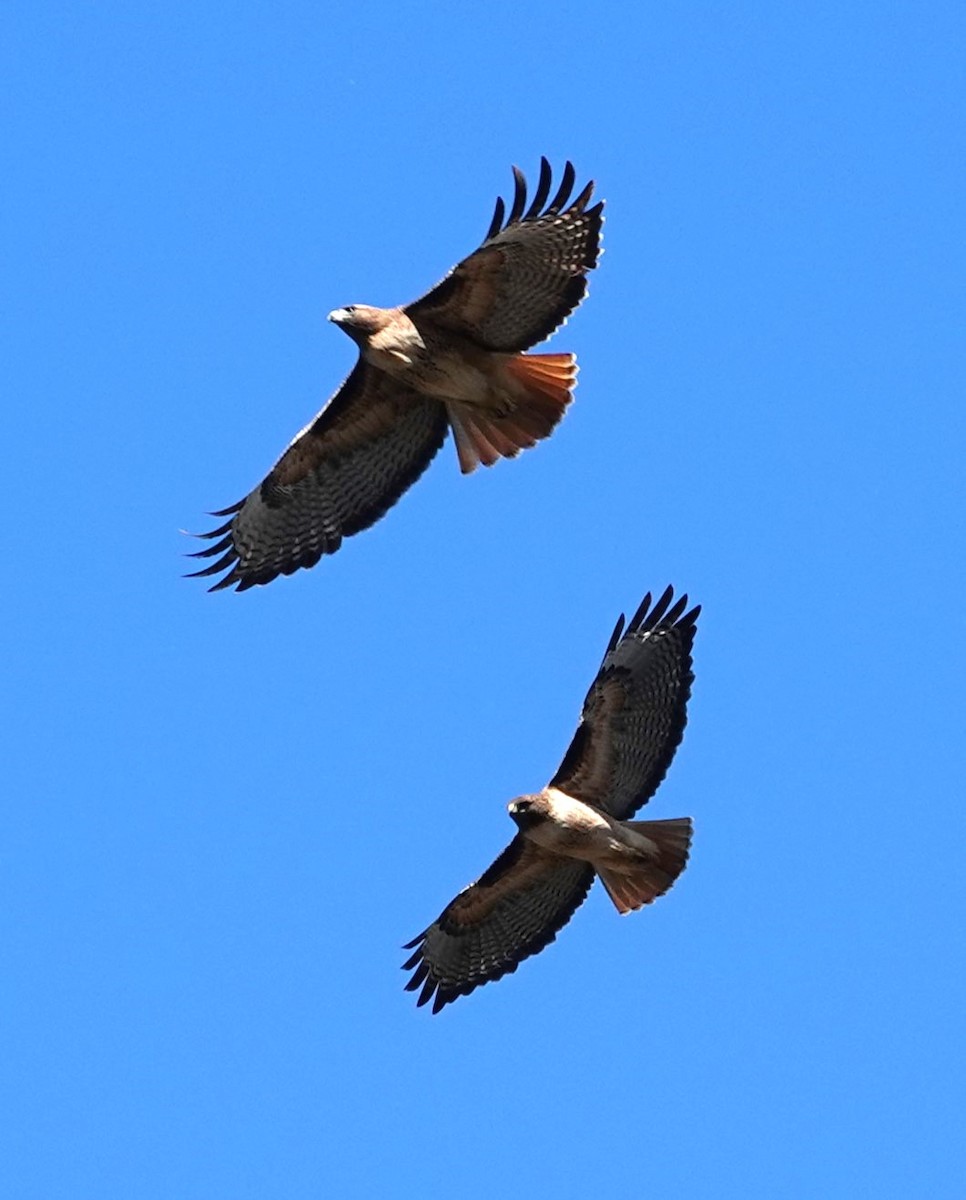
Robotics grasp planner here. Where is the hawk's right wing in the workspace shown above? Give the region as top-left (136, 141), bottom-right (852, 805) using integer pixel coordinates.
top-left (187, 363), bottom-right (449, 591)
top-left (403, 837), bottom-right (593, 1014)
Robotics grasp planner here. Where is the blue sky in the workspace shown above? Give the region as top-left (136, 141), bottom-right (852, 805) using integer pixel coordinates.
top-left (3, 3), bottom-right (965, 1196)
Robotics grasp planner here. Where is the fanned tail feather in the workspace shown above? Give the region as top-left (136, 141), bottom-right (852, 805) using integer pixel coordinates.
top-left (597, 818), bottom-right (693, 916)
top-left (448, 352), bottom-right (577, 474)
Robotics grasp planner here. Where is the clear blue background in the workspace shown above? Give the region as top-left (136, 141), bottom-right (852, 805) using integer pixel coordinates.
top-left (3, 3), bottom-right (964, 1196)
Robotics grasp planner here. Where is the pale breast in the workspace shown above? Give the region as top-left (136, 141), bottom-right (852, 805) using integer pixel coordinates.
top-left (522, 788), bottom-right (615, 862)
top-left (366, 320), bottom-right (496, 404)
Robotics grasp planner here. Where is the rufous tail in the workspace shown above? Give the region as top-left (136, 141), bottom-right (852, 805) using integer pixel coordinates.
top-left (447, 352), bottom-right (577, 474)
top-left (597, 818), bottom-right (693, 916)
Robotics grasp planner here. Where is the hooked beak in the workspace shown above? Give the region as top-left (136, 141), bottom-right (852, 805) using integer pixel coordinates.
top-left (508, 800), bottom-right (533, 824)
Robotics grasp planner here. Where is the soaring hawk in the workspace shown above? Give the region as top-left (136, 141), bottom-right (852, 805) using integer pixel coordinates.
top-left (404, 587), bottom-right (698, 1013)
top-left (188, 159), bottom-right (603, 591)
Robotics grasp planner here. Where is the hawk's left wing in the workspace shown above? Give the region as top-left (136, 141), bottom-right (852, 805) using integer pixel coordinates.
top-left (548, 587), bottom-right (700, 820)
top-left (403, 837), bottom-right (593, 1014)
top-left (406, 158), bottom-right (603, 353)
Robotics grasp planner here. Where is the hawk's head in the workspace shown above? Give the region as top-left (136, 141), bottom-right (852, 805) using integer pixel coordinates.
top-left (328, 304), bottom-right (390, 342)
top-left (508, 795), bottom-right (548, 831)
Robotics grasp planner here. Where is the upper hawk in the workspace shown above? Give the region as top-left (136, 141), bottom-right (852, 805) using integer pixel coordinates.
top-left (188, 158), bottom-right (603, 591)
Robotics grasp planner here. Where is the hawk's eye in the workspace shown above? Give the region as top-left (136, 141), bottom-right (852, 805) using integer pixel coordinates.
top-left (344, 305), bottom-right (356, 314)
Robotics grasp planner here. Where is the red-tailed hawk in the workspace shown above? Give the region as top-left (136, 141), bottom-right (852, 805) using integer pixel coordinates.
top-left (403, 587), bottom-right (698, 1013)
top-left (188, 159), bottom-right (603, 592)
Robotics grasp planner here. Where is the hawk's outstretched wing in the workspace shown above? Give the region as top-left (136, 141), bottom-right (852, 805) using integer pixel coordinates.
top-left (403, 838), bottom-right (593, 1014)
top-left (406, 158), bottom-right (603, 353)
top-left (548, 587), bottom-right (700, 820)
top-left (187, 363), bottom-right (449, 591)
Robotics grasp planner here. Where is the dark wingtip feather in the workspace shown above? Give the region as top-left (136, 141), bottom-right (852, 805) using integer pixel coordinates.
top-left (184, 548), bottom-right (238, 579)
top-left (400, 935), bottom-right (476, 1014)
top-left (678, 601), bottom-right (701, 637)
top-left (627, 593), bottom-right (653, 633)
top-left (644, 584), bottom-right (676, 628)
top-left (416, 976), bottom-right (438, 1009)
top-left (524, 156), bottom-right (553, 219)
top-left (507, 164), bottom-right (527, 225)
top-left (208, 575), bottom-right (240, 593)
top-left (624, 587), bottom-right (701, 643)
top-left (402, 935), bottom-right (457, 1012)
top-left (209, 500), bottom-right (245, 518)
top-left (404, 960), bottom-right (431, 992)
top-left (185, 533), bottom-right (233, 560)
top-left (600, 612), bottom-right (628, 667)
top-left (572, 178), bottom-right (595, 212)
top-left (662, 592), bottom-right (689, 628)
top-left (186, 516), bottom-right (235, 540)
top-left (483, 159), bottom-right (595, 248)
top-left (184, 505), bottom-right (242, 588)
top-left (548, 161), bottom-right (576, 212)
top-left (485, 195), bottom-right (505, 242)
